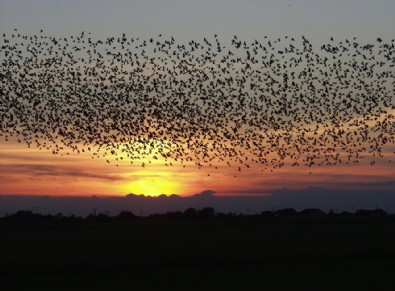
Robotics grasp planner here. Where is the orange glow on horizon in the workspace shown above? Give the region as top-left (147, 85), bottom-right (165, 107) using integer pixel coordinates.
top-left (1, 138), bottom-right (395, 197)
top-left (120, 171), bottom-right (184, 196)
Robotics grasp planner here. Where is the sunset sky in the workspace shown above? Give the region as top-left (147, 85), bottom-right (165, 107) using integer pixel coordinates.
top-left (1, 0), bottom-right (395, 199)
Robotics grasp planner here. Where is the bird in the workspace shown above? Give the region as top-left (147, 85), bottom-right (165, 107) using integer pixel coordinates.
top-left (0, 31), bottom-right (394, 175)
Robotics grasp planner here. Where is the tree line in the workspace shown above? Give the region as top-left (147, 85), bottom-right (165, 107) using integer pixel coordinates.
top-left (0, 207), bottom-right (392, 223)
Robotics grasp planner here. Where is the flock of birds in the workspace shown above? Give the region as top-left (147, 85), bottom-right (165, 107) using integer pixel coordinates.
top-left (1, 30), bottom-right (394, 172)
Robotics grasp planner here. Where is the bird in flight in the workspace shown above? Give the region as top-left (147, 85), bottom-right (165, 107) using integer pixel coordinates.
top-left (1, 30), bottom-right (394, 173)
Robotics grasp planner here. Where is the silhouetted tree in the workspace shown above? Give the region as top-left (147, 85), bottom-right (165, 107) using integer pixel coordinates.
top-left (6, 210), bottom-right (43, 222)
top-left (164, 211), bottom-right (183, 218)
top-left (198, 207), bottom-right (215, 218)
top-left (117, 210), bottom-right (137, 221)
top-left (95, 213), bottom-right (110, 222)
top-left (183, 208), bottom-right (198, 218)
top-left (355, 209), bottom-right (387, 216)
top-left (261, 211), bottom-right (275, 218)
top-left (300, 208), bottom-right (326, 217)
top-left (275, 208), bottom-right (298, 217)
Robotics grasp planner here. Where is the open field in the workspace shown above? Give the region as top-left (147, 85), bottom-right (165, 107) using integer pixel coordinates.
top-left (1, 217), bottom-right (395, 290)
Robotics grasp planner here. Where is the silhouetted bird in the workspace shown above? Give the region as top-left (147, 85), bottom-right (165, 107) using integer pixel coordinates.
top-left (1, 30), bottom-right (394, 173)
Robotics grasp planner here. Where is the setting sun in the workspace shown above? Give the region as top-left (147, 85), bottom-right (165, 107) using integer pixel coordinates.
top-left (123, 172), bottom-right (183, 196)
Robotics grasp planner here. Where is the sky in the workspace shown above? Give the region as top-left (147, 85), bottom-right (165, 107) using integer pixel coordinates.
top-left (1, 0), bottom-right (395, 211)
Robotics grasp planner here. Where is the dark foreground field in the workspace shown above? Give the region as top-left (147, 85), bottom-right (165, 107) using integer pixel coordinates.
top-left (1, 217), bottom-right (395, 290)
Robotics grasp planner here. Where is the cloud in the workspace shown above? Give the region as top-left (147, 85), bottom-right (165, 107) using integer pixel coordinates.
top-left (360, 180), bottom-right (395, 187)
top-left (308, 177), bottom-right (395, 190)
top-left (217, 189), bottom-right (272, 196)
top-left (252, 171), bottom-right (395, 191)
top-left (0, 152), bottom-right (55, 162)
top-left (193, 189), bottom-right (216, 197)
top-left (0, 164), bottom-right (125, 181)
top-left (126, 174), bottom-right (163, 181)
top-left (0, 176), bottom-right (19, 183)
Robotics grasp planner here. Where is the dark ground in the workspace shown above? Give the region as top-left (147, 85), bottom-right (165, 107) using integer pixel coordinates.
top-left (1, 216), bottom-right (395, 290)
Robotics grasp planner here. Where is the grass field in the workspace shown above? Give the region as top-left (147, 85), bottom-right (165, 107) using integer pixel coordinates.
top-left (1, 217), bottom-right (395, 290)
